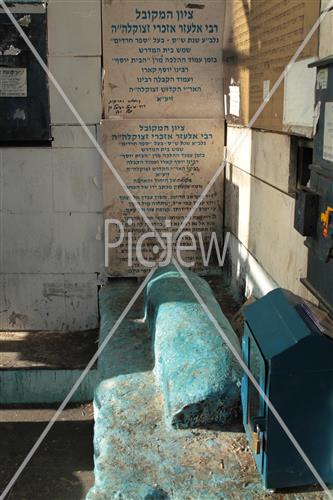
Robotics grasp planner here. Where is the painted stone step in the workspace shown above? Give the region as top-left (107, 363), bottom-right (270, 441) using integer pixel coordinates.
top-left (0, 329), bottom-right (98, 404)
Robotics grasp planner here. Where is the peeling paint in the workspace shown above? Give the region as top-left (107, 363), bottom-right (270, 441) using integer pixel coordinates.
top-left (95, 225), bottom-right (102, 241)
top-left (186, 3), bottom-right (205, 9)
top-left (8, 311), bottom-right (29, 328)
top-left (92, 176), bottom-right (101, 189)
top-left (13, 108), bottom-right (26, 120)
top-left (43, 282), bottom-right (94, 300)
top-left (42, 283), bottom-right (65, 299)
top-left (3, 45), bottom-right (21, 56)
top-left (18, 15), bottom-right (31, 27)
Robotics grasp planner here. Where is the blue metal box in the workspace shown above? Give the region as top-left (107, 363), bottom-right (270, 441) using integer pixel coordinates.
top-left (242, 288), bottom-right (333, 490)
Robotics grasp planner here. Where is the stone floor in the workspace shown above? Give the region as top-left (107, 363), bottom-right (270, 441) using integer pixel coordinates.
top-left (0, 404), bottom-right (94, 499)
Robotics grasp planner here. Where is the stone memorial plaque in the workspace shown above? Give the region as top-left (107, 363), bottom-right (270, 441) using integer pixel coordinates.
top-left (102, 0), bottom-right (224, 119)
top-left (102, 118), bottom-right (224, 275)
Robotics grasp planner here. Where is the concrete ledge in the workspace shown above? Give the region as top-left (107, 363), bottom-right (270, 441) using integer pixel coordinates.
top-left (0, 368), bottom-right (97, 404)
top-left (145, 266), bottom-right (241, 429)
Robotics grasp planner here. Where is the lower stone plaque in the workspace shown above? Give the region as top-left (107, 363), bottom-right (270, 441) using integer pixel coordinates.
top-left (102, 118), bottom-right (224, 276)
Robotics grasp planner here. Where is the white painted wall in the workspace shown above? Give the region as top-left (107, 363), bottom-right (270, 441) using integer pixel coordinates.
top-left (225, 126), bottom-right (317, 302)
top-left (0, 0), bottom-right (104, 331)
top-left (319, 0), bottom-right (333, 59)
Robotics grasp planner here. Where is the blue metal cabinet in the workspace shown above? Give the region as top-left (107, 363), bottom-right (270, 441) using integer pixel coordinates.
top-left (242, 288), bottom-right (333, 490)
top-left (295, 57), bottom-right (333, 312)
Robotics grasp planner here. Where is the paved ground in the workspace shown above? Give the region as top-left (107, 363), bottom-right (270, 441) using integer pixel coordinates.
top-left (0, 404), bottom-right (94, 499)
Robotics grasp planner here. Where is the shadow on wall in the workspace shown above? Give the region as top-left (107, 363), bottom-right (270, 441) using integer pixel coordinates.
top-left (223, 160), bottom-right (278, 301)
top-left (223, 162), bottom-right (246, 300)
top-left (221, 0), bottom-right (320, 302)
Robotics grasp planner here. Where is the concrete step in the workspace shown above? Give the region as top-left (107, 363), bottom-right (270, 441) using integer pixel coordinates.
top-left (0, 329), bottom-right (98, 404)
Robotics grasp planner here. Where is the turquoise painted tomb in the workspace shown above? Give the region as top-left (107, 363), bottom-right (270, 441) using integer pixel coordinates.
top-left (88, 266), bottom-right (243, 499)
